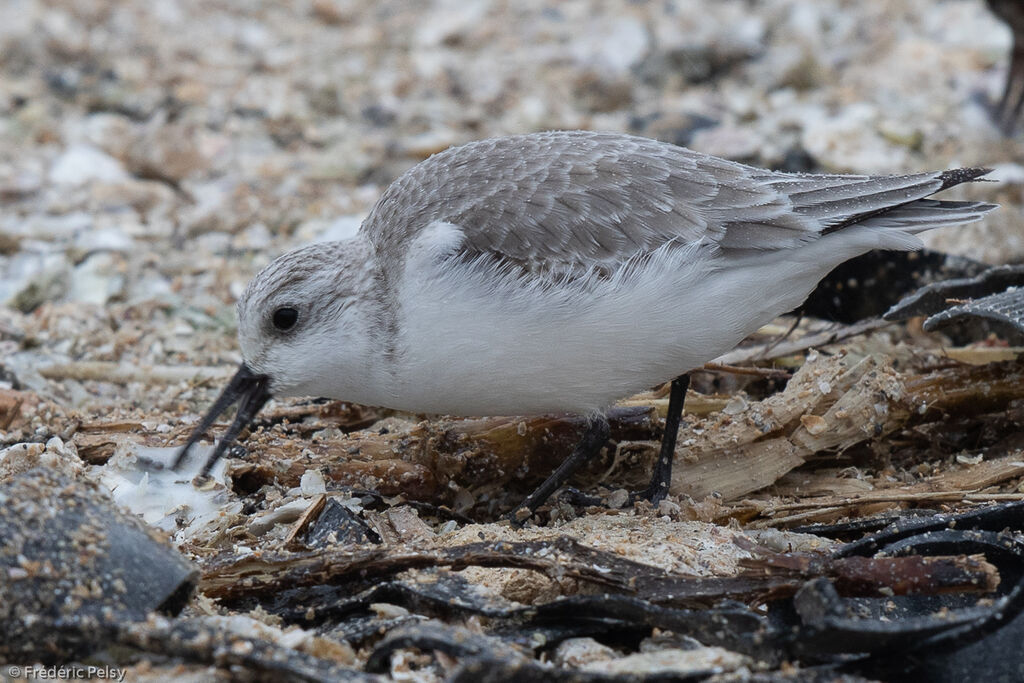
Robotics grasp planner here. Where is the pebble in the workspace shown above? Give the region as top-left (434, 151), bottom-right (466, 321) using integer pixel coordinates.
top-left (554, 638), bottom-right (617, 668)
top-left (68, 252), bottom-right (125, 306)
top-left (580, 647), bottom-right (748, 675)
top-left (300, 469), bottom-right (328, 496)
top-left (49, 145), bottom-right (129, 186)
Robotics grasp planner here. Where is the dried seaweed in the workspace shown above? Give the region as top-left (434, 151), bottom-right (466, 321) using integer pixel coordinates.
top-left (924, 287), bottom-right (1024, 339)
top-left (767, 501), bottom-right (1024, 679)
top-left (232, 503), bottom-right (1024, 680)
top-left (885, 263), bottom-right (1024, 342)
top-left (101, 618), bottom-right (379, 682)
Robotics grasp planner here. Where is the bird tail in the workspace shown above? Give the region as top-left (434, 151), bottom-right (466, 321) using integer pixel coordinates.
top-left (820, 168), bottom-right (997, 236)
top-left (854, 198), bottom-right (997, 232)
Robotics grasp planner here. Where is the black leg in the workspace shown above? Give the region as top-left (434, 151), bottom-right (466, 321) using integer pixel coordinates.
top-left (509, 415), bottom-right (610, 525)
top-left (639, 374), bottom-right (689, 505)
top-left (1001, 41), bottom-right (1024, 135)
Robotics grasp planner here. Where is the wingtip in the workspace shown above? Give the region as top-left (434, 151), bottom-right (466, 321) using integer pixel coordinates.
top-left (938, 167), bottom-right (994, 191)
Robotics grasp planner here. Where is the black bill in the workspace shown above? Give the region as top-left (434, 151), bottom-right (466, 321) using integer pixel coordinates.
top-left (173, 363), bottom-right (272, 478)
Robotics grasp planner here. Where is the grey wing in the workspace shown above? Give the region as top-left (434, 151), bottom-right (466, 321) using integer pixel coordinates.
top-left (361, 130), bottom-right (991, 274)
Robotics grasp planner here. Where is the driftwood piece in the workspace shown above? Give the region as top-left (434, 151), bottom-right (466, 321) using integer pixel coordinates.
top-left (741, 553), bottom-right (999, 596)
top-left (200, 535), bottom-right (998, 607)
top-left (71, 401), bottom-right (380, 465)
top-left (943, 347), bottom-right (1024, 364)
top-left (903, 360), bottom-right (1024, 418)
top-left (0, 389), bottom-right (24, 430)
top-left (617, 390), bottom-right (731, 418)
top-left (712, 318), bottom-right (892, 365)
top-left (226, 405), bottom-right (659, 502)
top-left (740, 459), bottom-right (1024, 529)
top-left (284, 494), bottom-right (327, 548)
top-left (667, 353), bottom-right (905, 501)
top-left (39, 361), bottom-right (234, 385)
top-left (671, 356), bottom-right (1024, 503)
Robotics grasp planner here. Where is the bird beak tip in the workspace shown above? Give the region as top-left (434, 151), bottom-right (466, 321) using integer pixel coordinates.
top-left (172, 363), bottom-right (272, 475)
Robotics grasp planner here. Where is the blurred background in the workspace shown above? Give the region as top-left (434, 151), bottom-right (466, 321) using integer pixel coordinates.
top-left (0, 0), bottom-right (1019, 414)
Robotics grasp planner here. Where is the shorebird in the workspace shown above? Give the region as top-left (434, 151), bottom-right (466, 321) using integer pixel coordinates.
top-left (173, 130), bottom-right (996, 520)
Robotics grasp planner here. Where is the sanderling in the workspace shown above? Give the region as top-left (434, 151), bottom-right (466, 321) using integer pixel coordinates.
top-left (175, 130), bottom-right (996, 519)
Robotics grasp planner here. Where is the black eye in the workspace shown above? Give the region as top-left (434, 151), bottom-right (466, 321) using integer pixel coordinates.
top-left (272, 307), bottom-right (299, 331)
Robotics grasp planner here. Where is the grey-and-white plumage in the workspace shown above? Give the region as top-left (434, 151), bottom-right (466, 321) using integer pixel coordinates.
top-left (235, 130), bottom-right (996, 417)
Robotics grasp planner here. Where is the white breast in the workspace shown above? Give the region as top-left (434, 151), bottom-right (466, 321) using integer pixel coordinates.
top-left (385, 223), bottom-right (877, 416)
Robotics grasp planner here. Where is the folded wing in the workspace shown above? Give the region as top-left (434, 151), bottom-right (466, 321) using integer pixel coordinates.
top-left (361, 131), bottom-right (995, 276)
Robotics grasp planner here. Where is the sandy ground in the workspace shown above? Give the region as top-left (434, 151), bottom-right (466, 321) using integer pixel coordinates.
top-left (2, 0), bottom-right (1024, 680)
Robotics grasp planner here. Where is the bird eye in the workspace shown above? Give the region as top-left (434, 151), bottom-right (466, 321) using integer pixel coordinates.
top-left (272, 307), bottom-right (299, 331)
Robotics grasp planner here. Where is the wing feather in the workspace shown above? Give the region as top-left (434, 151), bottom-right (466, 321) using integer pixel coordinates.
top-left (360, 131), bottom-right (992, 277)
